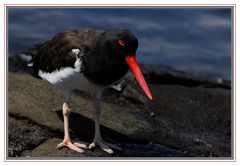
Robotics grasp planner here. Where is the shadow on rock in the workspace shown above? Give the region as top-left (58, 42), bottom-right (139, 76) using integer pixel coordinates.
top-left (54, 110), bottom-right (144, 144)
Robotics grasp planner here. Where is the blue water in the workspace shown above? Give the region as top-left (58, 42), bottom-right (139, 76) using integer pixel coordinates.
top-left (8, 7), bottom-right (232, 80)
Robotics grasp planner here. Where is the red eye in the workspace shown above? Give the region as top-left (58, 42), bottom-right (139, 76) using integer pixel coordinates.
top-left (118, 39), bottom-right (125, 47)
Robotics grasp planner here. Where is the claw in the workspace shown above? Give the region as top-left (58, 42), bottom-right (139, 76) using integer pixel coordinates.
top-left (74, 142), bottom-right (88, 149)
top-left (98, 141), bottom-right (113, 154)
top-left (89, 142), bottom-right (96, 150)
top-left (57, 139), bottom-right (85, 153)
top-left (89, 140), bottom-right (116, 154)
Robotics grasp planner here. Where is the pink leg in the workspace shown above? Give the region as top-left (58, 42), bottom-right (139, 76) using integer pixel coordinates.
top-left (57, 103), bottom-right (87, 153)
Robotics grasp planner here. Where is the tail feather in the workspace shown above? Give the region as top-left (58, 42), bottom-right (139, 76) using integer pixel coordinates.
top-left (15, 41), bottom-right (46, 78)
top-left (17, 53), bottom-right (38, 78)
top-left (18, 40), bottom-right (49, 79)
top-left (18, 53), bottom-right (32, 64)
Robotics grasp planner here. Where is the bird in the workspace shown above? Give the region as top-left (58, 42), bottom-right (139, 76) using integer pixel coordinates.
top-left (23, 28), bottom-right (153, 154)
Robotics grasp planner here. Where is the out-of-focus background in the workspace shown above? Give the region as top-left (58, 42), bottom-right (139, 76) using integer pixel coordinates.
top-left (8, 7), bottom-right (232, 158)
top-left (8, 7), bottom-right (231, 80)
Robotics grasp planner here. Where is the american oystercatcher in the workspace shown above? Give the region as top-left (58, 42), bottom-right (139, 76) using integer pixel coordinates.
top-left (24, 28), bottom-right (153, 154)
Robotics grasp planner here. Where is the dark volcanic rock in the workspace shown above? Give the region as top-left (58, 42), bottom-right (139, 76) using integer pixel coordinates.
top-left (7, 60), bottom-right (232, 158)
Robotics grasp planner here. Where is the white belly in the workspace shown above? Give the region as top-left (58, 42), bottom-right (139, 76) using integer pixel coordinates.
top-left (38, 56), bottom-right (102, 92)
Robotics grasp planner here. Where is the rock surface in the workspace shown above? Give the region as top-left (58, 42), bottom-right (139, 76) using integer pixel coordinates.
top-left (7, 60), bottom-right (232, 159)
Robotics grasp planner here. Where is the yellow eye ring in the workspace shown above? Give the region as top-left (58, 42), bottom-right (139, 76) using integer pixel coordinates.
top-left (118, 39), bottom-right (125, 47)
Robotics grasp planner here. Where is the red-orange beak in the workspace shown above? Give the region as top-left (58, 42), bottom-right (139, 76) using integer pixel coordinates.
top-left (125, 55), bottom-right (153, 100)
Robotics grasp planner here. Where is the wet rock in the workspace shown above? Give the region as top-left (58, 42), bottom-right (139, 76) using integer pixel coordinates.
top-left (140, 64), bottom-right (231, 89)
top-left (8, 116), bottom-right (51, 157)
top-left (119, 144), bottom-right (189, 157)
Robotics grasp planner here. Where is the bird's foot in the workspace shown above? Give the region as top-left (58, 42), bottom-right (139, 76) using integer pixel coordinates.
top-left (89, 138), bottom-right (121, 154)
top-left (57, 138), bottom-right (87, 153)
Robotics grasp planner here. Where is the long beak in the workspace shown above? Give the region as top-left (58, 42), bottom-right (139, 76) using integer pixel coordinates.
top-left (125, 55), bottom-right (153, 100)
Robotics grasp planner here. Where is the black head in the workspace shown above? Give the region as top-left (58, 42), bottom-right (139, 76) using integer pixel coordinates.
top-left (101, 29), bottom-right (139, 58)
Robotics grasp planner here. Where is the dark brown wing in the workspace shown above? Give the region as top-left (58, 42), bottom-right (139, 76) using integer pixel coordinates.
top-left (25, 28), bottom-right (102, 77)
